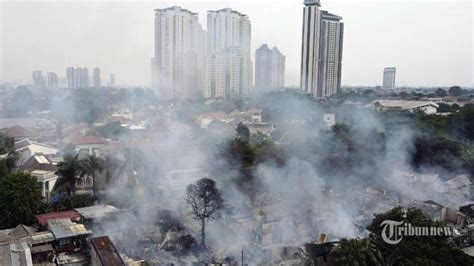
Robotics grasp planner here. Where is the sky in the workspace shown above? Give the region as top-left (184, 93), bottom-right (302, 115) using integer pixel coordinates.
top-left (0, 0), bottom-right (472, 87)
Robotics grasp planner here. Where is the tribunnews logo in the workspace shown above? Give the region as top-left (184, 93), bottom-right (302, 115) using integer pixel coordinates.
top-left (381, 220), bottom-right (453, 245)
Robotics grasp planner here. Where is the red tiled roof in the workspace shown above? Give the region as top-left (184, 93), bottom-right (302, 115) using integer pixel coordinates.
top-left (63, 123), bottom-right (88, 137)
top-left (36, 210), bottom-right (81, 226)
top-left (91, 236), bottom-right (125, 265)
top-left (70, 135), bottom-right (107, 146)
top-left (3, 125), bottom-right (37, 138)
top-left (99, 141), bottom-right (123, 152)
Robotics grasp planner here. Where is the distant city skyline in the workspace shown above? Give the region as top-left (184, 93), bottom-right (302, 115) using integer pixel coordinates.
top-left (1, 1), bottom-right (472, 87)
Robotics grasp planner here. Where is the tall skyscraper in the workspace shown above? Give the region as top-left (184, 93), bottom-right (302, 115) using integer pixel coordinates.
top-left (74, 68), bottom-right (82, 88)
top-left (206, 8), bottom-right (252, 99)
top-left (255, 44), bottom-right (285, 93)
top-left (300, 0), bottom-right (344, 98)
top-left (383, 67), bottom-right (396, 89)
top-left (32, 71), bottom-right (46, 88)
top-left (66, 67), bottom-right (75, 88)
top-left (93, 67), bottom-right (101, 88)
top-left (46, 72), bottom-right (58, 89)
top-left (318, 11), bottom-right (344, 97)
top-left (151, 6), bottom-right (206, 100)
top-left (82, 67), bottom-right (89, 88)
top-left (110, 73), bottom-right (116, 87)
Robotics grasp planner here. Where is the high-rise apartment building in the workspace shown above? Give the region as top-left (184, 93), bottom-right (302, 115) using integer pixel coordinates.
top-left (66, 67), bottom-right (75, 88)
top-left (32, 71), bottom-right (46, 88)
top-left (66, 67), bottom-right (92, 88)
top-left (255, 44), bottom-right (285, 93)
top-left (300, 0), bottom-right (344, 98)
top-left (151, 6), bottom-right (206, 100)
top-left (46, 72), bottom-right (58, 89)
top-left (93, 67), bottom-right (101, 88)
top-left (383, 67), bottom-right (396, 89)
top-left (74, 68), bottom-right (82, 88)
top-left (206, 8), bottom-right (252, 99)
top-left (82, 67), bottom-right (89, 88)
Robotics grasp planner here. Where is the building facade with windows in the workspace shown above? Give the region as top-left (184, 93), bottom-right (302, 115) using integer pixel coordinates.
top-left (255, 44), bottom-right (285, 93)
top-left (151, 6), bottom-right (206, 100)
top-left (300, 0), bottom-right (344, 98)
top-left (383, 67), bottom-right (397, 89)
top-left (206, 8), bottom-right (252, 99)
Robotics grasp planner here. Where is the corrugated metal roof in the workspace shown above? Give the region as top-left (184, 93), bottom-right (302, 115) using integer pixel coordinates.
top-left (91, 236), bottom-right (125, 266)
top-left (74, 205), bottom-right (120, 219)
top-left (30, 232), bottom-right (54, 245)
top-left (47, 219), bottom-right (91, 239)
top-left (36, 210), bottom-right (80, 226)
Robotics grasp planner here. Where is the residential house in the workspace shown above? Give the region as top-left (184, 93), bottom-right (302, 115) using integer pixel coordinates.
top-left (0, 225), bottom-right (55, 266)
top-left (410, 200), bottom-right (465, 226)
top-left (36, 210), bottom-right (81, 228)
top-left (68, 135), bottom-right (108, 157)
top-left (31, 170), bottom-right (59, 202)
top-left (2, 125), bottom-right (39, 142)
top-left (0, 236), bottom-right (33, 266)
top-left (97, 141), bottom-right (124, 157)
top-left (74, 205), bottom-right (121, 230)
top-left (47, 218), bottom-right (91, 253)
top-left (18, 153), bottom-right (58, 173)
top-left (17, 154), bottom-right (59, 202)
top-left (246, 123), bottom-right (277, 136)
top-left (75, 175), bottom-right (94, 195)
top-left (29, 231), bottom-right (55, 264)
top-left (14, 139), bottom-right (59, 166)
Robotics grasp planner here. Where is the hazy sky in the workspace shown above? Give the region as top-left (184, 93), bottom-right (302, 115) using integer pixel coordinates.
top-left (1, 0), bottom-right (472, 87)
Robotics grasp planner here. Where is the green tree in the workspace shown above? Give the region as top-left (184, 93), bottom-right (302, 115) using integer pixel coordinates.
top-left (55, 155), bottom-right (85, 196)
top-left (437, 103), bottom-right (454, 113)
top-left (332, 238), bottom-right (382, 266)
top-left (236, 122), bottom-right (250, 142)
top-left (48, 194), bottom-right (97, 212)
top-left (0, 173), bottom-right (43, 229)
top-left (81, 155), bottom-right (105, 196)
top-left (366, 207), bottom-right (472, 265)
top-left (186, 178), bottom-right (224, 247)
top-left (5, 151), bottom-right (19, 172)
top-left (0, 160), bottom-right (8, 177)
top-left (453, 104), bottom-right (474, 140)
top-left (104, 155), bottom-right (124, 186)
top-left (435, 88), bottom-right (448, 97)
top-left (448, 86), bottom-right (463, 97)
top-left (0, 133), bottom-right (15, 154)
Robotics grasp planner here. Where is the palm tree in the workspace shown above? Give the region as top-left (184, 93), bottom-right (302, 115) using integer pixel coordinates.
top-left (104, 154), bottom-right (127, 186)
top-left (81, 155), bottom-right (105, 196)
top-left (104, 155), bottom-right (117, 185)
top-left (56, 155), bottom-right (85, 197)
